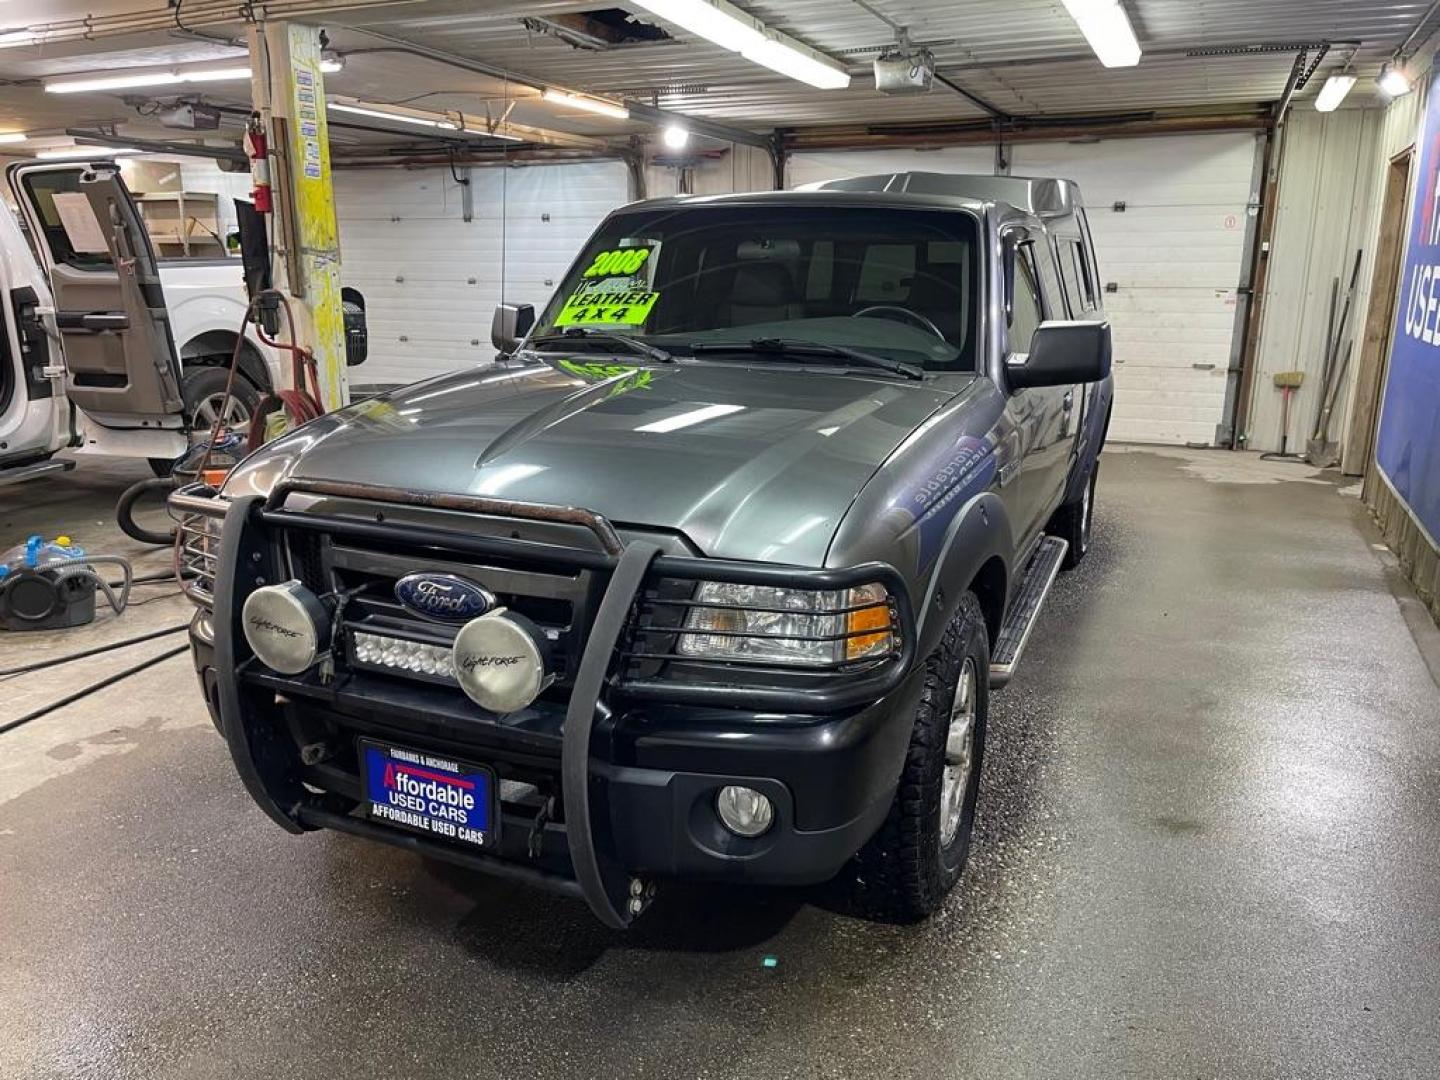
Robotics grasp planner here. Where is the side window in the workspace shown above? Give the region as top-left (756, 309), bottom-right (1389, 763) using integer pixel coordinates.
top-left (21, 172), bottom-right (114, 271)
top-left (856, 243), bottom-right (915, 302)
top-left (1009, 242), bottom-right (1044, 352)
top-left (1031, 239), bottom-right (1064, 320)
top-left (1062, 238), bottom-right (1097, 313)
top-left (1055, 238), bottom-right (1081, 318)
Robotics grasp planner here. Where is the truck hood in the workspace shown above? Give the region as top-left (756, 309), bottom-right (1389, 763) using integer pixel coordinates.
top-left (227, 359), bottom-right (962, 565)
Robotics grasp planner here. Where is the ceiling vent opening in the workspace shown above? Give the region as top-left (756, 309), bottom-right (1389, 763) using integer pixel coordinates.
top-left (523, 10), bottom-right (674, 50)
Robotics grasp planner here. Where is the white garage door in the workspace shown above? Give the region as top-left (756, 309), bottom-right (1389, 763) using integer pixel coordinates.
top-left (789, 134), bottom-right (1260, 445)
top-left (335, 160), bottom-right (630, 386)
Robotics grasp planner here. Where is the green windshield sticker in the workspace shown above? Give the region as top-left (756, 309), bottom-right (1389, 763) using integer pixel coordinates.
top-left (582, 247), bottom-right (652, 279)
top-left (553, 287), bottom-right (659, 328)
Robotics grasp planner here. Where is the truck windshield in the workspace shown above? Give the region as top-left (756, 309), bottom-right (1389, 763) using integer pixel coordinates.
top-left (529, 204), bottom-right (981, 372)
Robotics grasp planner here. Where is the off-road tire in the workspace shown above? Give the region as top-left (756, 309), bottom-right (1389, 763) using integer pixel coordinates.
top-left (1052, 461), bottom-right (1097, 570)
top-left (845, 591), bottom-right (989, 923)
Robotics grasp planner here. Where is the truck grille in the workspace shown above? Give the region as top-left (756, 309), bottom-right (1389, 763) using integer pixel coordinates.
top-left (282, 527), bottom-right (595, 691)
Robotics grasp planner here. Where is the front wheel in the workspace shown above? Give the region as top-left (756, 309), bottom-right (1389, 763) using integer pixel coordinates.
top-left (843, 591), bottom-right (989, 922)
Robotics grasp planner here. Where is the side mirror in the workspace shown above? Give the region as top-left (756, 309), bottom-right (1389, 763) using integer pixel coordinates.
top-left (1008, 320), bottom-right (1112, 390)
top-left (341, 287), bottom-right (367, 367)
top-left (491, 302), bottom-right (535, 354)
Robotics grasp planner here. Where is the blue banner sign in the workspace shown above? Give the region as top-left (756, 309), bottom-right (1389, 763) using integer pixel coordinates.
top-left (1378, 68), bottom-right (1440, 541)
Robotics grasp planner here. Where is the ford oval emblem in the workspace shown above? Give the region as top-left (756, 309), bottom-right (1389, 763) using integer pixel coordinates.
top-left (394, 573), bottom-right (495, 622)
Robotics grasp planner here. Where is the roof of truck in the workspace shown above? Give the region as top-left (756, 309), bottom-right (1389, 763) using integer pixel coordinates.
top-left (622, 172), bottom-right (1080, 218)
top-left (798, 173), bottom-right (1083, 215)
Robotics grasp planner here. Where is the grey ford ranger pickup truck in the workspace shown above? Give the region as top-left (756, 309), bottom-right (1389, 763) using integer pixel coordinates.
top-left (174, 172), bottom-right (1113, 927)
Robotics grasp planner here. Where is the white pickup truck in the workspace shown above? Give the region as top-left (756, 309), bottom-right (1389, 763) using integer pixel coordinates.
top-left (0, 159), bottom-right (358, 485)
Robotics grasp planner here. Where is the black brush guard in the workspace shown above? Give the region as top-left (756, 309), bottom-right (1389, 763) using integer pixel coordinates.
top-left (200, 479), bottom-right (916, 927)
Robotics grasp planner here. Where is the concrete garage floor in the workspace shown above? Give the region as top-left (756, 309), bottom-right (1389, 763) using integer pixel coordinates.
top-left (2, 449), bottom-right (1439, 1080)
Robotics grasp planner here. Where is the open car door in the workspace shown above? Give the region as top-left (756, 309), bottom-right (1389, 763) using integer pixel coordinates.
top-left (7, 160), bottom-right (184, 431)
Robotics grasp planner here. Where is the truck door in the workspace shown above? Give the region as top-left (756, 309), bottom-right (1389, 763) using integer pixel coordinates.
top-left (7, 161), bottom-right (184, 431)
top-left (1001, 232), bottom-right (1067, 552)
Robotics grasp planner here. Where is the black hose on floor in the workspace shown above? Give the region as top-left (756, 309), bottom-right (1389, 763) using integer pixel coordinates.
top-left (0, 644), bottom-right (189, 736)
top-left (0, 623), bottom-right (188, 679)
top-left (116, 477), bottom-right (177, 546)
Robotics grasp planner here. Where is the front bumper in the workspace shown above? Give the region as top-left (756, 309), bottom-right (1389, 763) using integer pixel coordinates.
top-left (180, 481), bottom-right (919, 926)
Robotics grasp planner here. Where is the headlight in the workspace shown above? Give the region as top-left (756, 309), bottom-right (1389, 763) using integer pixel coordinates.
top-left (677, 581), bottom-right (894, 667)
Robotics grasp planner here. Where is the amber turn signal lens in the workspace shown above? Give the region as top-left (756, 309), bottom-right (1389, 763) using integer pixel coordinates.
top-left (845, 587), bottom-right (893, 661)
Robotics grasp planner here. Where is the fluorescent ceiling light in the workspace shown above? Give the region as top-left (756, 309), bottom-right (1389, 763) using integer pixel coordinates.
top-left (1314, 74), bottom-right (1357, 112)
top-left (631, 0), bottom-right (849, 89)
top-left (36, 146), bottom-right (139, 159)
top-left (662, 123), bottom-right (690, 149)
top-left (0, 30), bottom-right (39, 48)
top-left (327, 100), bottom-right (460, 130)
top-left (1060, 0), bottom-right (1141, 68)
top-left (636, 403), bottom-right (744, 433)
top-left (631, 0), bottom-right (766, 52)
top-left (0, 132), bottom-right (26, 144)
top-left (743, 36), bottom-right (850, 89)
top-left (1378, 62), bottom-right (1413, 98)
top-left (44, 63), bottom-right (250, 94)
top-left (541, 89), bottom-right (630, 120)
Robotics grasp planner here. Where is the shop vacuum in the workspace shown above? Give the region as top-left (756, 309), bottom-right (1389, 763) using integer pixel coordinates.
top-left (0, 536), bottom-right (134, 631)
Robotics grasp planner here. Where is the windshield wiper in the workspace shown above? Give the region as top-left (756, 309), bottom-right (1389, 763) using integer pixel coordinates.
top-left (527, 327), bottom-right (674, 363)
top-left (685, 338), bottom-right (923, 380)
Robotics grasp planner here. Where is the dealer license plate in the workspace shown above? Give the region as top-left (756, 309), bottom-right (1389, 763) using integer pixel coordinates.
top-left (360, 740), bottom-right (496, 849)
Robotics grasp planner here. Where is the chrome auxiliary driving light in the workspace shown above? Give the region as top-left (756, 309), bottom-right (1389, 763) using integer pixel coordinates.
top-left (241, 581), bottom-right (329, 674)
top-left (451, 608), bottom-right (550, 713)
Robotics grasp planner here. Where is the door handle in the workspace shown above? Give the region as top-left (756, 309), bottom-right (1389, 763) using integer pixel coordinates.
top-left (57, 312), bottom-right (130, 332)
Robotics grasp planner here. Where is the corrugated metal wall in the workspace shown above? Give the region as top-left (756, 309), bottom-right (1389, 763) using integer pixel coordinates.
top-left (1340, 87), bottom-right (1425, 470)
top-left (1247, 110), bottom-right (1383, 454)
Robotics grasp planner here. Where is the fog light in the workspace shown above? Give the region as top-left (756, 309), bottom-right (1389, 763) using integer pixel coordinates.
top-left (241, 581), bottom-right (327, 674)
top-left (716, 785), bottom-right (774, 837)
top-left (452, 609), bottom-right (550, 713)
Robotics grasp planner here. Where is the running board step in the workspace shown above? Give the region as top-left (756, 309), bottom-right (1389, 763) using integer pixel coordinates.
top-left (0, 458), bottom-right (74, 489)
top-left (989, 535), bottom-right (1067, 689)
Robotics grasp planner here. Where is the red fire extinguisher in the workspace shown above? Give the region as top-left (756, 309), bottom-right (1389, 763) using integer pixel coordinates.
top-left (244, 113), bottom-right (271, 214)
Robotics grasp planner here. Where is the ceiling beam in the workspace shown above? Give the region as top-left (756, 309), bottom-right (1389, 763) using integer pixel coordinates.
top-left (66, 128), bottom-right (247, 162)
top-left (343, 28), bottom-right (772, 151)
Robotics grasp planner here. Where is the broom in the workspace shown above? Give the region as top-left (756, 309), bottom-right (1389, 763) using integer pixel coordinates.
top-left (1269, 370), bottom-right (1305, 459)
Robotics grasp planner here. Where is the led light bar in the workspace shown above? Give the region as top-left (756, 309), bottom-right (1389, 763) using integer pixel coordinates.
top-left (352, 631), bottom-right (457, 680)
top-left (0, 132), bottom-right (26, 144)
top-left (1314, 74), bottom-right (1357, 113)
top-left (44, 63), bottom-right (251, 94)
top-left (630, 0), bottom-right (850, 90)
top-left (1059, 0), bottom-right (1141, 68)
top-left (541, 89), bottom-right (630, 120)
